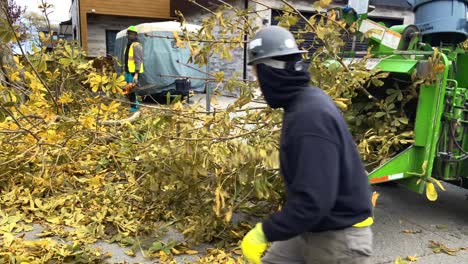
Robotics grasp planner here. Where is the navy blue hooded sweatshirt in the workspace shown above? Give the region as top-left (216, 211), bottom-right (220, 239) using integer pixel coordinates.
top-left (256, 63), bottom-right (373, 242)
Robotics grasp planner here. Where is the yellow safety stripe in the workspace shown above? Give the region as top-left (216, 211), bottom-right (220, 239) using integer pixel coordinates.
top-left (352, 217), bottom-right (374, 227)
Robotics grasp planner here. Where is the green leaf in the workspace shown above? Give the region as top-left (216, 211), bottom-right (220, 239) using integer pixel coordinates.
top-left (399, 117), bottom-right (409, 125)
top-left (371, 78), bottom-right (385, 87)
top-left (375, 112), bottom-right (386, 118)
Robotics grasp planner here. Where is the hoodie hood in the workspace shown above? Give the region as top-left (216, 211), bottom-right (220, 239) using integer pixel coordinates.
top-left (256, 63), bottom-right (311, 109)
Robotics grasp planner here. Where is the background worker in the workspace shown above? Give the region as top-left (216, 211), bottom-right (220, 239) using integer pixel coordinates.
top-left (241, 26), bottom-right (374, 264)
top-left (124, 25), bottom-right (144, 113)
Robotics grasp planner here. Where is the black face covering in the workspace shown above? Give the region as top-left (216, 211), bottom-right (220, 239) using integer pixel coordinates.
top-left (256, 61), bottom-right (311, 109)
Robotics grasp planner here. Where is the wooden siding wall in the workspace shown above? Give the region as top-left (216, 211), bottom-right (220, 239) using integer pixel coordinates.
top-left (79, 0), bottom-right (171, 51)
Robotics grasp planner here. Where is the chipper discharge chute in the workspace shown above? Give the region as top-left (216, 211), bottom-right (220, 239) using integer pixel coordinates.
top-left (342, 0), bottom-right (468, 194)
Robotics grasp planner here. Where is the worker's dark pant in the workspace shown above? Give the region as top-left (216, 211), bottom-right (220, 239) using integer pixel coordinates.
top-left (125, 72), bottom-right (138, 108)
top-left (262, 226), bottom-right (372, 264)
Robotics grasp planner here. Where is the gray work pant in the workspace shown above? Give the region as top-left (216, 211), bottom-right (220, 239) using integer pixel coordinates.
top-left (262, 226), bottom-right (373, 264)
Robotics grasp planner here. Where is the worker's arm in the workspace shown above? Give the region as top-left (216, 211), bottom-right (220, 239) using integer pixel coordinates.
top-left (133, 43), bottom-right (143, 74)
top-left (262, 134), bottom-right (340, 242)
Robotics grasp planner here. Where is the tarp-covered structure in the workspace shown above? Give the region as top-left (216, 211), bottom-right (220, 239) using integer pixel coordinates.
top-left (114, 22), bottom-right (206, 95)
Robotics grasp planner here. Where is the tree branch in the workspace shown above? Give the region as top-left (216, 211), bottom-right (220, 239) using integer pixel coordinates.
top-left (144, 33), bottom-right (248, 44)
top-left (1, 5), bottom-right (59, 111)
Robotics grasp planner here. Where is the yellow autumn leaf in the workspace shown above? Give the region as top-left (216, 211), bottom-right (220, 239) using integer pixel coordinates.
top-left (185, 250), bottom-right (199, 255)
top-left (335, 100), bottom-right (348, 111)
top-left (372, 191), bottom-right (380, 208)
top-left (394, 256), bottom-right (409, 264)
top-left (224, 207), bottom-right (233, 222)
top-left (319, 0), bottom-right (332, 8)
top-left (10, 71), bottom-right (20, 82)
top-left (432, 178), bottom-right (446, 191)
top-left (124, 249), bottom-right (135, 257)
top-left (171, 248), bottom-right (182, 255)
top-left (39, 31), bottom-right (47, 41)
top-left (406, 255), bottom-right (419, 262)
top-left (173, 31), bottom-right (184, 48)
top-left (173, 101), bottom-right (183, 111)
top-left (80, 115), bottom-right (95, 129)
top-left (426, 182), bottom-right (438, 201)
top-left (45, 216), bottom-right (61, 224)
top-left (433, 64), bottom-right (445, 73)
top-left (88, 175), bottom-right (103, 189)
top-left (58, 93), bottom-right (74, 104)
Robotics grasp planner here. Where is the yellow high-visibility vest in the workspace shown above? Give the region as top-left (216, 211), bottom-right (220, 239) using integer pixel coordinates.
top-left (126, 42), bottom-right (144, 73)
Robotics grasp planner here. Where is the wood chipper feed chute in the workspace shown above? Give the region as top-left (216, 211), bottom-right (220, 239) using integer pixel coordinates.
top-left (342, 0), bottom-right (468, 194)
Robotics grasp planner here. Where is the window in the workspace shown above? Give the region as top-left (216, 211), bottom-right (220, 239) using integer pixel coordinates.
top-left (369, 16), bottom-right (404, 28)
top-left (271, 10), bottom-right (404, 56)
top-left (106, 30), bottom-right (120, 56)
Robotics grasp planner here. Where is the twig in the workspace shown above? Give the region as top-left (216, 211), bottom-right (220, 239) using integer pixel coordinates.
top-left (101, 111), bottom-right (141, 126)
top-left (276, 3), bottom-right (372, 101)
top-left (160, 125), bottom-right (280, 142)
top-left (188, 0), bottom-right (217, 15)
top-left (57, 111), bottom-right (142, 126)
top-left (0, 130), bottom-right (27, 134)
top-left (0, 145), bottom-right (36, 166)
top-left (0, 105), bottom-right (40, 141)
top-left (250, 0), bottom-right (271, 9)
top-left (280, 0), bottom-right (315, 29)
top-left (215, 0), bottom-right (253, 31)
top-left (159, 74), bottom-right (256, 83)
top-left (176, 60), bottom-right (215, 77)
top-left (144, 33), bottom-right (248, 44)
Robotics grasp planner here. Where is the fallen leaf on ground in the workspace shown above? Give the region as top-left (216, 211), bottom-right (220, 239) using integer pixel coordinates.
top-left (394, 256), bottom-right (410, 264)
top-left (429, 240), bottom-right (462, 256)
top-left (402, 229), bottom-right (422, 234)
top-left (372, 191), bottom-right (380, 207)
top-left (124, 249), bottom-right (135, 257)
top-left (406, 255), bottom-right (418, 262)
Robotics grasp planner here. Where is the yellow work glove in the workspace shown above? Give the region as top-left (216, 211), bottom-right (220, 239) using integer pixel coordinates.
top-left (241, 223), bottom-right (268, 264)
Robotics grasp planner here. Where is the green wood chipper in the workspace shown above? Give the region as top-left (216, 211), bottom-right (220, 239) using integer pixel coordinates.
top-left (341, 0), bottom-right (468, 194)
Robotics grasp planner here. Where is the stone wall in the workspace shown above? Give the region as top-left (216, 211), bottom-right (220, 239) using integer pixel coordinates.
top-left (180, 0), bottom-right (248, 94)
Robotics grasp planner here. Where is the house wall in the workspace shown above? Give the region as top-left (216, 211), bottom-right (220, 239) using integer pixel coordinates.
top-left (71, 0), bottom-right (172, 52)
top-left (368, 6), bottom-right (414, 24)
top-left (86, 14), bottom-right (164, 57)
top-left (79, 0), bottom-right (171, 18)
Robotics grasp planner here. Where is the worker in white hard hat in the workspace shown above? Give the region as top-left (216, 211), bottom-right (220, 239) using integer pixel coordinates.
top-left (241, 26), bottom-right (374, 264)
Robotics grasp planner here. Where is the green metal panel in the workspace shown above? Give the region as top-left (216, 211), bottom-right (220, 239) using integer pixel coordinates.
top-left (368, 147), bottom-right (414, 179)
top-left (456, 53), bottom-right (468, 88)
top-left (413, 84), bottom-right (436, 147)
top-left (368, 54), bottom-right (450, 193)
top-left (376, 59), bottom-right (418, 73)
top-left (417, 54), bottom-right (449, 179)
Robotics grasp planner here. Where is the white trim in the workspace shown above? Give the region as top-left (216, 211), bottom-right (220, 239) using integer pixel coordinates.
top-left (388, 173), bottom-right (404, 180)
top-left (116, 21), bottom-right (202, 39)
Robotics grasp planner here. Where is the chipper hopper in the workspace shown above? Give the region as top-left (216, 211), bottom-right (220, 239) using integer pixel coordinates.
top-left (342, 0), bottom-right (468, 194)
